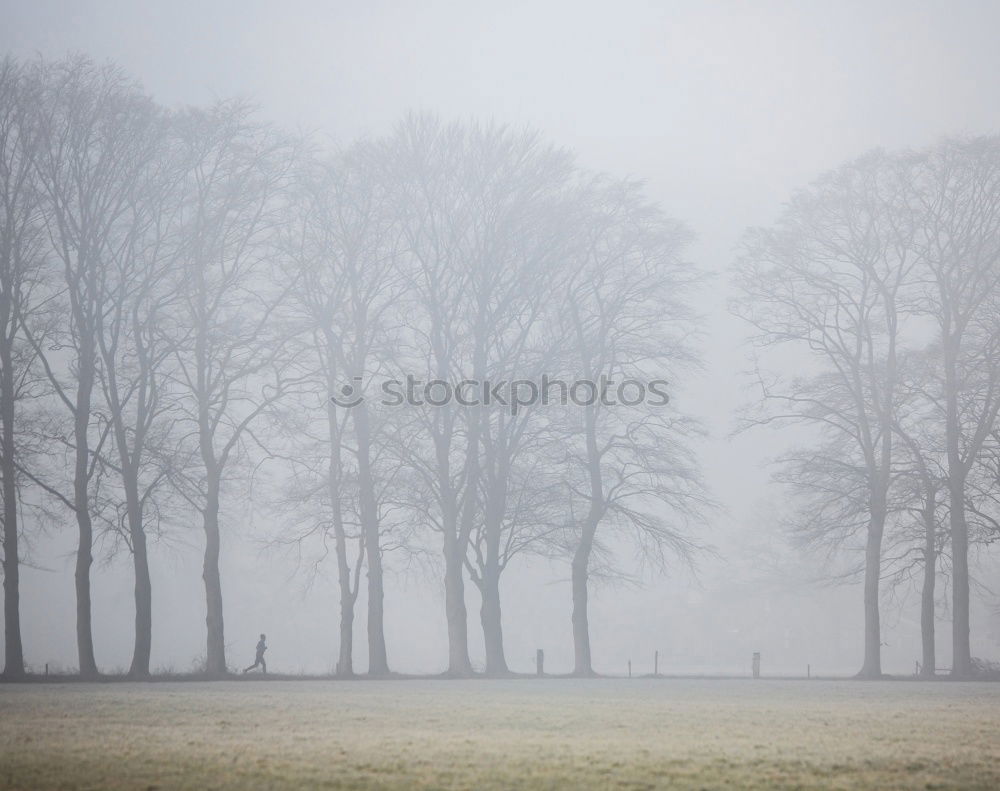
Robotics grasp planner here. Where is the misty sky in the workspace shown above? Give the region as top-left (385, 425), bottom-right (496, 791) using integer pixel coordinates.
top-left (4, 0), bottom-right (1000, 676)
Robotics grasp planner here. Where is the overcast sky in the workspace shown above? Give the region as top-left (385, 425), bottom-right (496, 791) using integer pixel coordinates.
top-left (4, 0), bottom-right (1000, 676)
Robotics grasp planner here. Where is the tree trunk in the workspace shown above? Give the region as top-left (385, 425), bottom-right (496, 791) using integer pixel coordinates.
top-left (325, 386), bottom-right (356, 678)
top-left (573, 394), bottom-right (602, 678)
top-left (949, 479), bottom-right (972, 677)
top-left (202, 473), bottom-right (226, 676)
top-left (447, 410), bottom-right (482, 677)
top-left (74, 511), bottom-right (96, 678)
top-left (336, 571), bottom-right (355, 678)
top-left (362, 516), bottom-right (388, 676)
top-left (920, 539), bottom-right (937, 678)
top-left (332, 502), bottom-right (355, 678)
top-left (479, 563), bottom-right (508, 676)
top-left (1, 486), bottom-right (21, 679)
top-left (444, 535), bottom-right (472, 676)
top-left (920, 504), bottom-right (936, 678)
top-left (353, 403), bottom-right (388, 676)
top-left (571, 529), bottom-right (596, 677)
top-left (858, 510), bottom-right (884, 679)
top-left (0, 347), bottom-right (23, 678)
top-left (129, 518), bottom-right (152, 678)
top-left (478, 480), bottom-right (509, 676)
top-left (73, 349), bottom-right (98, 679)
top-left (942, 333), bottom-right (972, 678)
top-left (440, 403), bottom-right (478, 677)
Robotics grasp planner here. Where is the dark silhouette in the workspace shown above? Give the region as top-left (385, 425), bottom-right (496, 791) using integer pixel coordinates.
top-left (243, 634), bottom-right (267, 674)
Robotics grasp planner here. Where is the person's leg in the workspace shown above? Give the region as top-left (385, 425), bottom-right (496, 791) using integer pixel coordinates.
top-left (261, 657), bottom-right (266, 674)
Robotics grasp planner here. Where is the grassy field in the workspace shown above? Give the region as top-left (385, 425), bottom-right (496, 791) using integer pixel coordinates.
top-left (1, 678), bottom-right (999, 790)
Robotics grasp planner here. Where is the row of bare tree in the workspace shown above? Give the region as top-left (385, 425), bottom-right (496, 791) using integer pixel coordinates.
top-left (734, 140), bottom-right (1000, 678)
top-left (5, 54), bottom-right (999, 681)
top-left (0, 56), bottom-right (706, 679)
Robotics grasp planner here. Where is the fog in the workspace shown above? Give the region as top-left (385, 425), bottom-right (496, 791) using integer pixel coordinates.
top-left (3, 0), bottom-right (1000, 681)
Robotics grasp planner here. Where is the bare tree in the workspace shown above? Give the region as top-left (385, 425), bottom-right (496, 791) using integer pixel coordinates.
top-left (22, 57), bottom-right (160, 677)
top-left (733, 151), bottom-right (917, 678)
top-left (905, 137), bottom-right (1000, 677)
top-left (92, 110), bottom-right (183, 677)
top-left (315, 145), bottom-right (402, 675)
top-left (0, 57), bottom-right (47, 679)
top-left (168, 102), bottom-right (297, 676)
top-left (264, 379), bottom-right (365, 676)
top-left (890, 349), bottom-right (948, 678)
top-left (468, 409), bottom-right (565, 675)
top-left (384, 116), bottom-right (488, 675)
top-left (461, 163), bottom-right (573, 676)
top-left (558, 176), bottom-right (705, 676)
top-left (282, 146), bottom-right (402, 675)
top-left (381, 115), bottom-right (581, 674)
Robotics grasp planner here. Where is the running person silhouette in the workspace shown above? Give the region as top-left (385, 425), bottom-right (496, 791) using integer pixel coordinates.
top-left (243, 633), bottom-right (267, 674)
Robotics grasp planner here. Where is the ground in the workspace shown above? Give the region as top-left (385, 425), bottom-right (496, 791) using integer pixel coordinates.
top-left (1, 678), bottom-right (999, 789)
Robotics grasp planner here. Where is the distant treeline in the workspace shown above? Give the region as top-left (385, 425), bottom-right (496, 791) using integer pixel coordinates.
top-left (733, 139), bottom-right (1000, 678)
top-left (0, 55), bottom-right (706, 679)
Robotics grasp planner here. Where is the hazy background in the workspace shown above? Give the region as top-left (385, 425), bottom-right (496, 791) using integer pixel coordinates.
top-left (3, 0), bottom-right (1000, 676)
